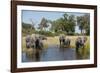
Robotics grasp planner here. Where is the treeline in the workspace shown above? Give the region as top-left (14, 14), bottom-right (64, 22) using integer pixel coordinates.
top-left (22, 22), bottom-right (35, 36)
top-left (22, 13), bottom-right (90, 36)
top-left (49, 13), bottom-right (90, 35)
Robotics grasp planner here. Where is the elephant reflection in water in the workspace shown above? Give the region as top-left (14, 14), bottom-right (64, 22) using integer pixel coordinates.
top-left (25, 48), bottom-right (42, 61)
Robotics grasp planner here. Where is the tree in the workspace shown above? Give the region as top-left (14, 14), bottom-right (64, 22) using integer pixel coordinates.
top-left (22, 22), bottom-right (35, 36)
top-left (63, 14), bottom-right (76, 34)
top-left (49, 13), bottom-right (76, 35)
top-left (22, 22), bottom-right (35, 29)
top-left (30, 19), bottom-right (35, 30)
top-left (49, 18), bottom-right (65, 33)
top-left (38, 17), bottom-right (49, 31)
top-left (77, 14), bottom-right (90, 35)
top-left (83, 14), bottom-right (90, 35)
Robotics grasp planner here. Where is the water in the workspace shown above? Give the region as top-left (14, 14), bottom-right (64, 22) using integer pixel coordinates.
top-left (22, 45), bottom-right (89, 62)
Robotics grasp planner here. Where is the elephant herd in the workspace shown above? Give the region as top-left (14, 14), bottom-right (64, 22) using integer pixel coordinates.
top-left (25, 34), bottom-right (47, 50)
top-left (59, 35), bottom-right (87, 52)
top-left (25, 34), bottom-right (87, 53)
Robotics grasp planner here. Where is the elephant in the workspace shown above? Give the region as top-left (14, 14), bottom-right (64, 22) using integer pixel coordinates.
top-left (75, 37), bottom-right (87, 53)
top-left (26, 35), bottom-right (31, 49)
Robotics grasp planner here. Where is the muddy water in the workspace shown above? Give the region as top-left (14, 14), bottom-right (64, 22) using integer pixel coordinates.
top-left (22, 45), bottom-right (89, 62)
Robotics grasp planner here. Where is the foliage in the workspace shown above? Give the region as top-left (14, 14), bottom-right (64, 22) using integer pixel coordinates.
top-left (37, 31), bottom-right (55, 37)
top-left (77, 14), bottom-right (90, 35)
top-left (38, 17), bottom-right (49, 30)
top-left (22, 13), bottom-right (90, 36)
top-left (22, 22), bottom-right (35, 36)
top-left (49, 13), bottom-right (76, 35)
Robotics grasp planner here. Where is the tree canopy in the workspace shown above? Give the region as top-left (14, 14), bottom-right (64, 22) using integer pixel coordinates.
top-left (22, 13), bottom-right (90, 36)
top-left (50, 13), bottom-right (76, 35)
top-left (77, 14), bottom-right (90, 35)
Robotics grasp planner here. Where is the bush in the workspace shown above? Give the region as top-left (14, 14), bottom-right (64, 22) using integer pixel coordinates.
top-left (38, 31), bottom-right (55, 37)
top-left (22, 28), bottom-right (35, 36)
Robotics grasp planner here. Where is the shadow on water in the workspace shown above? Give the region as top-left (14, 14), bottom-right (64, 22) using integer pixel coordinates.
top-left (22, 48), bottom-right (42, 62)
top-left (35, 49), bottom-right (41, 61)
top-left (22, 46), bottom-right (89, 62)
top-left (76, 52), bottom-right (83, 59)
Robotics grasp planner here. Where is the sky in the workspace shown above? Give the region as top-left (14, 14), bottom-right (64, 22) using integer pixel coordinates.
top-left (22, 10), bottom-right (89, 33)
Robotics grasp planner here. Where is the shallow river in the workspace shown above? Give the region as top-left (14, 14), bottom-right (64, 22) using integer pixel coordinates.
top-left (22, 45), bottom-right (89, 62)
